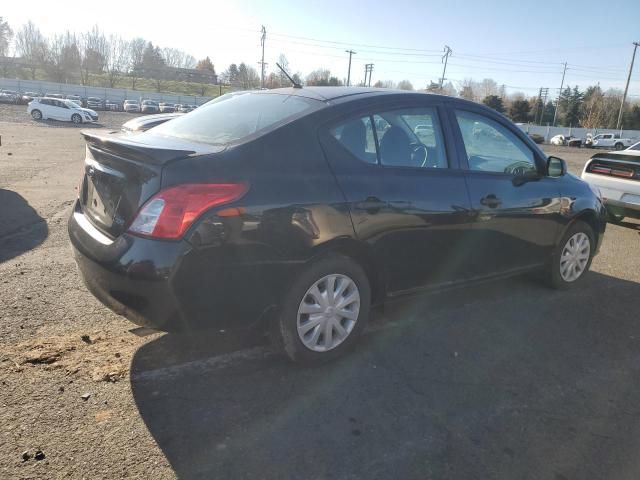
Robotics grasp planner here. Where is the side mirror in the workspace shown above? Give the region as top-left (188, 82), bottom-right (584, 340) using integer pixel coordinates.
top-left (547, 156), bottom-right (566, 177)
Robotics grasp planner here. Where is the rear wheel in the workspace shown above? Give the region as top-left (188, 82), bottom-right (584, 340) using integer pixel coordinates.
top-left (71, 113), bottom-right (82, 124)
top-left (31, 109), bottom-right (42, 120)
top-left (273, 254), bottom-right (371, 364)
top-left (546, 221), bottom-right (594, 289)
top-left (614, 142), bottom-right (624, 151)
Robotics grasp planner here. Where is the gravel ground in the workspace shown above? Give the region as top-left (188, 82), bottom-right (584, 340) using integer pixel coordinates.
top-left (1, 117), bottom-right (639, 479)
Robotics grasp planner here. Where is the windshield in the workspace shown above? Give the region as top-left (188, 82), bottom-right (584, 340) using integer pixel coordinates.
top-left (150, 92), bottom-right (320, 146)
top-left (63, 100), bottom-right (80, 108)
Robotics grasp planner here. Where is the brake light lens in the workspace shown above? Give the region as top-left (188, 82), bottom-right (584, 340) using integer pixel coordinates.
top-left (128, 183), bottom-right (248, 239)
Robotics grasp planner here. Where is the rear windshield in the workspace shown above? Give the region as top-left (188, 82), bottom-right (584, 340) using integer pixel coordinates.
top-left (150, 92), bottom-right (321, 146)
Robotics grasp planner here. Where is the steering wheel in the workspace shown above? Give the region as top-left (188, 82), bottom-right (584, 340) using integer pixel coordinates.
top-left (410, 143), bottom-right (429, 167)
top-left (504, 161), bottom-right (535, 176)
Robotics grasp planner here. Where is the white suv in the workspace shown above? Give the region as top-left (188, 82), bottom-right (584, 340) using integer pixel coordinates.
top-left (28, 97), bottom-right (98, 124)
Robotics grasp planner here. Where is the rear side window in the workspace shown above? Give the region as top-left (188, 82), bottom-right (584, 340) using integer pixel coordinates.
top-left (331, 107), bottom-right (448, 169)
top-left (330, 116), bottom-right (378, 164)
top-left (150, 92), bottom-right (321, 146)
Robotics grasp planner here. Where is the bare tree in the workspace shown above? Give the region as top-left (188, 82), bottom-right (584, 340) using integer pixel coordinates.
top-left (0, 17), bottom-right (13, 57)
top-left (397, 79), bottom-right (414, 90)
top-left (45, 32), bottom-right (81, 83)
top-left (128, 37), bottom-right (146, 89)
top-left (80, 26), bottom-right (107, 85)
top-left (373, 79), bottom-right (395, 89)
top-left (14, 21), bottom-right (48, 79)
top-left (479, 78), bottom-right (498, 99)
top-left (105, 35), bottom-right (130, 88)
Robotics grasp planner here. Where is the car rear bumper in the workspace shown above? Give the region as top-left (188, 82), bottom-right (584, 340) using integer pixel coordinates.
top-left (582, 172), bottom-right (640, 218)
top-left (69, 203), bottom-right (186, 330)
top-left (68, 201), bottom-right (288, 332)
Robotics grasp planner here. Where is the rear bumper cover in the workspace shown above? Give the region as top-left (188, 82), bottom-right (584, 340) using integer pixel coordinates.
top-left (68, 202), bottom-right (291, 331)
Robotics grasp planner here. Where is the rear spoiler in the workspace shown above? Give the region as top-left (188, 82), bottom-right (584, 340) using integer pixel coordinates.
top-left (81, 130), bottom-right (199, 166)
top-left (590, 151), bottom-right (640, 164)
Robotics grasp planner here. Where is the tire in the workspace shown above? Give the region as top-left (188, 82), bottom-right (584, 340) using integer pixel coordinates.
top-left (546, 220), bottom-right (595, 290)
top-left (273, 254), bottom-right (371, 364)
top-left (614, 143), bottom-right (624, 151)
top-left (71, 113), bottom-right (82, 124)
top-left (31, 109), bottom-right (42, 120)
top-left (607, 209), bottom-right (625, 224)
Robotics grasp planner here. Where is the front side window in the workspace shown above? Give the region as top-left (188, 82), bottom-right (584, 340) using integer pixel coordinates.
top-left (331, 107), bottom-right (448, 169)
top-left (455, 110), bottom-right (537, 175)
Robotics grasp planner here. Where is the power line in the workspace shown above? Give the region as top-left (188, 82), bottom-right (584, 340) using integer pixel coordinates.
top-left (268, 31), bottom-right (442, 53)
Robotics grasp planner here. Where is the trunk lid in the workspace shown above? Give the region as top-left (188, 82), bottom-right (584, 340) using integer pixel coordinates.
top-left (79, 131), bottom-right (224, 238)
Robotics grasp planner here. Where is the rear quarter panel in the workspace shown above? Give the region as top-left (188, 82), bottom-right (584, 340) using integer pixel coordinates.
top-left (162, 116), bottom-right (357, 327)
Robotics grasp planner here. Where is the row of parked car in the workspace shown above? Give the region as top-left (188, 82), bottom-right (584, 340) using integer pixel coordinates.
top-left (1, 89), bottom-right (198, 114)
top-left (526, 131), bottom-right (638, 150)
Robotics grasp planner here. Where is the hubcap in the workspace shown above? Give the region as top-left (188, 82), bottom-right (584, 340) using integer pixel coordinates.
top-left (560, 232), bottom-right (590, 282)
top-left (297, 274), bottom-right (360, 352)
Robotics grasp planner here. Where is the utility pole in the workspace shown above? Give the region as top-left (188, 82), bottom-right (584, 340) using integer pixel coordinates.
top-left (538, 87), bottom-right (549, 124)
top-left (617, 41), bottom-right (639, 130)
top-left (440, 45), bottom-right (452, 89)
top-left (552, 62), bottom-right (567, 127)
top-left (345, 50), bottom-right (356, 86)
top-left (364, 63), bottom-right (374, 86)
top-left (259, 25), bottom-right (266, 89)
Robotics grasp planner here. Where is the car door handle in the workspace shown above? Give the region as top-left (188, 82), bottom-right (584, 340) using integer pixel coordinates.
top-left (480, 194), bottom-right (502, 208)
top-left (356, 196), bottom-right (384, 213)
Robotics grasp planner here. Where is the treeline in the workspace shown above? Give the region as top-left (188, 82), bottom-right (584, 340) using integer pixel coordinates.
top-left (1, 20), bottom-right (217, 92)
top-left (1, 17), bottom-right (638, 128)
top-left (423, 78), bottom-right (640, 130)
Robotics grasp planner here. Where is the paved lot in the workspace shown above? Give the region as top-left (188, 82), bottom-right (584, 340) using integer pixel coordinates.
top-left (1, 110), bottom-right (640, 479)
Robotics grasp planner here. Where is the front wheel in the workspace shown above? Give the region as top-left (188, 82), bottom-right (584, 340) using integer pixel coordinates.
top-left (71, 113), bottom-right (82, 124)
top-left (272, 254), bottom-right (371, 364)
top-left (31, 109), bottom-right (42, 120)
top-left (546, 221), bottom-right (594, 289)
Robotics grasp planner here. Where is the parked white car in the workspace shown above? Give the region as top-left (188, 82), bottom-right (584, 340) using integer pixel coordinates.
top-left (27, 97), bottom-right (98, 124)
top-left (123, 100), bottom-right (141, 113)
top-left (581, 149), bottom-right (640, 223)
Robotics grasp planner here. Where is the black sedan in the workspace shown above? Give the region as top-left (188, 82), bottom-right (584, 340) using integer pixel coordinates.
top-left (68, 88), bottom-right (606, 363)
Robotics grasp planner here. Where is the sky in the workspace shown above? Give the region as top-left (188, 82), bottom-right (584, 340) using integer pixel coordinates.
top-left (2, 0), bottom-right (639, 98)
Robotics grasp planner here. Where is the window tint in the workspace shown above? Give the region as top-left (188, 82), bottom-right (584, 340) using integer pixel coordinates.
top-left (150, 92), bottom-right (320, 146)
top-left (455, 110), bottom-right (536, 175)
top-left (330, 116), bottom-right (378, 164)
top-left (332, 108), bottom-right (447, 169)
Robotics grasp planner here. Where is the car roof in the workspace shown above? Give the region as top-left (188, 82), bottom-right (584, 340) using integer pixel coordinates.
top-left (252, 86), bottom-right (407, 101)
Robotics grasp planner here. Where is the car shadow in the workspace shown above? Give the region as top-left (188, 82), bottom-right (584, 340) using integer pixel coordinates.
top-left (612, 218), bottom-right (640, 231)
top-left (0, 189), bottom-right (48, 263)
top-left (131, 272), bottom-right (640, 480)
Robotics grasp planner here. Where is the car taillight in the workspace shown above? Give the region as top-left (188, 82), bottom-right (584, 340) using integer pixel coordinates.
top-left (128, 183), bottom-right (248, 239)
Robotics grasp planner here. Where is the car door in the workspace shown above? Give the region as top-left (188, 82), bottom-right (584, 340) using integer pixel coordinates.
top-left (450, 107), bottom-right (562, 278)
top-left (38, 98), bottom-right (53, 119)
top-left (48, 100), bottom-right (67, 120)
top-left (320, 100), bottom-right (474, 295)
